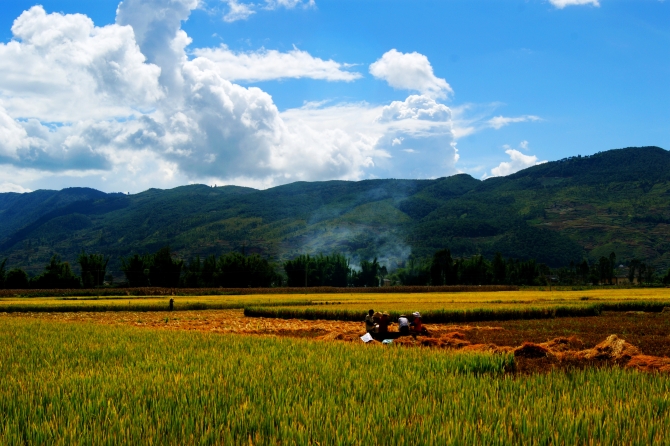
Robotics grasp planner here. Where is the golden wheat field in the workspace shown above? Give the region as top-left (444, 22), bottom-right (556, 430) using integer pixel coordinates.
top-left (1, 288), bottom-right (668, 313)
top-left (2, 288), bottom-right (670, 443)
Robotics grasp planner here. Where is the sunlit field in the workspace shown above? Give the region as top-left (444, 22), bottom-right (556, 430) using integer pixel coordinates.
top-left (1, 317), bottom-right (669, 445)
top-left (1, 288), bottom-right (668, 313)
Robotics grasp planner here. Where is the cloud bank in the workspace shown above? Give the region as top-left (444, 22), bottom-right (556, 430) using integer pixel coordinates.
top-left (0, 0), bottom-right (539, 193)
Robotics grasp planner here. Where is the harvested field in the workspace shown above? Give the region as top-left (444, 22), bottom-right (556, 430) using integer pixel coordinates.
top-left (4, 309), bottom-right (670, 374)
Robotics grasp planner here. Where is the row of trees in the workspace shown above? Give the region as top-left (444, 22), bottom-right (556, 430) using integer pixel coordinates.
top-left (390, 250), bottom-right (550, 286)
top-left (284, 254), bottom-right (389, 287)
top-left (0, 252), bottom-right (108, 289)
top-left (121, 247), bottom-right (283, 288)
top-left (1, 247), bottom-right (669, 289)
top-left (555, 255), bottom-right (662, 286)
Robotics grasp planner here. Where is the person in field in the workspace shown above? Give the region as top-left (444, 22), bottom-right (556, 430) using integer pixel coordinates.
top-left (410, 312), bottom-right (428, 336)
top-left (397, 314), bottom-right (410, 335)
top-left (377, 312), bottom-right (392, 334)
top-left (365, 309), bottom-right (376, 334)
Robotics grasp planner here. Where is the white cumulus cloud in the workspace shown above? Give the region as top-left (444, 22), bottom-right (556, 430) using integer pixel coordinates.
top-left (549, 0), bottom-right (600, 9)
top-left (369, 49), bottom-right (452, 98)
top-left (0, 6), bottom-right (163, 122)
top-left (0, 182), bottom-right (32, 193)
top-left (488, 115), bottom-right (541, 130)
top-left (0, 1), bottom-right (394, 190)
top-left (223, 0), bottom-right (256, 22)
top-left (192, 45), bottom-right (361, 82)
top-left (222, 0), bottom-right (314, 22)
top-left (490, 146), bottom-right (546, 177)
top-left (264, 0), bottom-right (315, 9)
top-left (0, 0), bottom-right (537, 193)
top-left (378, 95), bottom-right (452, 123)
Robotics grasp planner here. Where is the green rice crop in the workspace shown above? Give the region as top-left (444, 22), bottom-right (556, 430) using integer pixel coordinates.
top-left (244, 304), bottom-right (603, 323)
top-left (1, 317), bottom-right (669, 444)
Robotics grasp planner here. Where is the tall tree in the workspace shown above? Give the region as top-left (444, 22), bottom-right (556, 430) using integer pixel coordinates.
top-left (492, 252), bottom-right (506, 285)
top-left (121, 254), bottom-right (152, 287)
top-left (0, 259), bottom-right (6, 289)
top-left (351, 258), bottom-right (381, 287)
top-left (31, 255), bottom-right (81, 289)
top-left (78, 251), bottom-right (109, 288)
top-left (5, 268), bottom-right (29, 289)
top-left (379, 265), bottom-right (388, 286)
top-left (577, 260), bottom-right (590, 284)
top-left (430, 249), bottom-right (454, 286)
top-left (637, 262), bottom-right (647, 285)
top-left (460, 255), bottom-right (492, 285)
top-left (201, 255), bottom-right (218, 287)
top-left (182, 256), bottom-right (203, 288)
top-left (149, 246), bottom-right (183, 287)
top-left (628, 259), bottom-right (640, 284)
top-left (608, 252), bottom-right (616, 284)
top-left (284, 255), bottom-right (311, 287)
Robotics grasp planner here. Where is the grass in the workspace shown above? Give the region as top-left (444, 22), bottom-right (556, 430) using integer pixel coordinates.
top-left (244, 304), bottom-right (604, 323)
top-left (0, 295), bottom-right (312, 313)
top-left (1, 288), bottom-right (668, 317)
top-left (1, 317), bottom-right (669, 444)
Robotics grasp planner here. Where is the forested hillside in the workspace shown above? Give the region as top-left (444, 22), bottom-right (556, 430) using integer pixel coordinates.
top-left (1, 146), bottom-right (669, 278)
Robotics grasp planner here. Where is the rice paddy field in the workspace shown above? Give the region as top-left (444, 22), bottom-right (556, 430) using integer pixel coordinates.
top-left (1, 288), bottom-right (670, 444)
top-left (1, 287), bottom-right (669, 313)
top-left (1, 317), bottom-right (670, 445)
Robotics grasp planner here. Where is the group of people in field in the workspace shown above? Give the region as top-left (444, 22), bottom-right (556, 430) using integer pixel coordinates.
top-left (364, 309), bottom-right (428, 337)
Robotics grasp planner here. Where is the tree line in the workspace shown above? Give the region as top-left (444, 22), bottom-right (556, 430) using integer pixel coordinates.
top-left (390, 250), bottom-right (551, 286)
top-left (0, 247), bottom-right (669, 289)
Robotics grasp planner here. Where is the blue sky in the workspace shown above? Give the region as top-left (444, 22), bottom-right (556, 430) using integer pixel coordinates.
top-left (0, 0), bottom-right (668, 193)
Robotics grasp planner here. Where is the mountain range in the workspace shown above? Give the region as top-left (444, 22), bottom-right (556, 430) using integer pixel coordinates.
top-left (1, 146), bottom-right (669, 279)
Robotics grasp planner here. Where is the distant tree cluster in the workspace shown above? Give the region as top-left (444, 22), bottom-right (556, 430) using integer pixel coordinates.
top-left (0, 246), bottom-right (668, 289)
top-left (181, 252), bottom-right (280, 288)
top-left (284, 255), bottom-right (389, 288)
top-left (284, 254), bottom-right (350, 287)
top-left (0, 251), bottom-right (108, 289)
top-left (389, 250), bottom-right (550, 287)
top-left (120, 247), bottom-right (281, 288)
top-left (554, 254), bottom-right (662, 286)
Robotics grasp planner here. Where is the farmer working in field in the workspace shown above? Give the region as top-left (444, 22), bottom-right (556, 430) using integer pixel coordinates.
top-left (365, 309), bottom-right (376, 334)
top-left (377, 312), bottom-right (392, 334)
top-left (410, 312), bottom-right (425, 335)
top-left (397, 314), bottom-right (410, 335)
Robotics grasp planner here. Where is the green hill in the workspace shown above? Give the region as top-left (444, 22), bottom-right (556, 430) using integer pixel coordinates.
top-left (1, 146), bottom-right (669, 278)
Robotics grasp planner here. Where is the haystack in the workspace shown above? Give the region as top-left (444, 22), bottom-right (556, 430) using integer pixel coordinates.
top-left (575, 334), bottom-right (640, 361)
top-left (543, 336), bottom-right (584, 352)
top-left (514, 342), bottom-right (549, 358)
